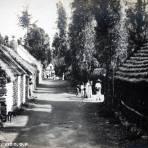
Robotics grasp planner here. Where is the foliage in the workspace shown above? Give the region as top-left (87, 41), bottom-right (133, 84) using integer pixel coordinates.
top-left (68, 0), bottom-right (120, 83)
top-left (18, 7), bottom-right (51, 66)
top-left (53, 56), bottom-right (66, 76)
top-left (24, 25), bottom-right (51, 65)
top-left (18, 7), bottom-right (31, 30)
top-left (81, 17), bottom-right (96, 80)
top-left (114, 0), bottom-right (129, 67)
top-left (127, 0), bottom-right (148, 52)
top-left (52, 1), bottom-right (68, 76)
top-left (68, 0), bottom-right (93, 82)
top-left (57, 1), bottom-right (67, 37)
top-left (93, 0), bottom-right (120, 69)
top-left (0, 34), bottom-right (4, 44)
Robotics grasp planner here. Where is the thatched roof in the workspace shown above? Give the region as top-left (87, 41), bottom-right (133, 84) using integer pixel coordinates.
top-left (1, 45), bottom-right (37, 75)
top-left (0, 46), bottom-right (26, 81)
top-left (17, 45), bottom-right (43, 83)
top-left (17, 45), bottom-right (42, 70)
top-left (115, 43), bottom-right (148, 83)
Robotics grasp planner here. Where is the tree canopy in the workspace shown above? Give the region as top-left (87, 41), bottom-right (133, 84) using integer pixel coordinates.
top-left (52, 1), bottom-right (68, 76)
top-left (24, 25), bottom-right (51, 65)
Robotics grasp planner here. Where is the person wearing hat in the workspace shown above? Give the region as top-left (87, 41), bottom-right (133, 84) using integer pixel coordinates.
top-left (94, 79), bottom-right (104, 102)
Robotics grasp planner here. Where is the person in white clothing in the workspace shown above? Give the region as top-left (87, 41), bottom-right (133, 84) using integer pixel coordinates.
top-left (86, 81), bottom-right (92, 98)
top-left (80, 83), bottom-right (84, 98)
top-left (85, 82), bottom-right (89, 98)
top-left (94, 80), bottom-right (104, 102)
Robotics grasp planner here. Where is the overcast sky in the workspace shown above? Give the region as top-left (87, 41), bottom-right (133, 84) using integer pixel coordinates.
top-left (0, 0), bottom-right (72, 42)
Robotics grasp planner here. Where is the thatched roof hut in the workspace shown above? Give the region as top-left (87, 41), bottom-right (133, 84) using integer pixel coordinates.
top-left (0, 46), bottom-right (30, 113)
top-left (115, 43), bottom-right (148, 117)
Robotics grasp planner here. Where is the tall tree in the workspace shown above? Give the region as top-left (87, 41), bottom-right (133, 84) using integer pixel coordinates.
top-left (90, 0), bottom-right (120, 96)
top-left (93, 0), bottom-right (120, 71)
top-left (81, 17), bottom-right (96, 80)
top-left (52, 1), bottom-right (67, 56)
top-left (68, 0), bottom-right (92, 82)
top-left (69, 0), bottom-right (120, 81)
top-left (18, 7), bottom-right (32, 34)
top-left (113, 0), bottom-right (129, 67)
top-left (24, 25), bottom-right (51, 64)
top-left (52, 1), bottom-right (68, 76)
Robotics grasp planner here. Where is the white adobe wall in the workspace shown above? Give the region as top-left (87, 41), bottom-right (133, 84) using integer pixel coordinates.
top-left (5, 82), bottom-right (13, 114)
top-left (38, 65), bottom-right (43, 84)
top-left (17, 76), bottom-right (21, 108)
top-left (33, 73), bottom-right (36, 90)
top-left (26, 77), bottom-right (30, 99)
top-left (22, 74), bottom-right (27, 103)
top-left (13, 78), bottom-right (18, 109)
top-left (20, 76), bottom-right (24, 104)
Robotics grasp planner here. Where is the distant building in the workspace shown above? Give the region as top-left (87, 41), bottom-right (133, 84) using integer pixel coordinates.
top-left (45, 63), bottom-right (55, 78)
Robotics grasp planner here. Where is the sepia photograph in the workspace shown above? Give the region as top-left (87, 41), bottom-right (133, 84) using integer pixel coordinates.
top-left (0, 0), bottom-right (148, 147)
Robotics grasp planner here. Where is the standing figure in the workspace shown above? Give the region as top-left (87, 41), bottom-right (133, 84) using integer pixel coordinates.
top-left (85, 81), bottom-right (89, 98)
top-left (80, 83), bottom-right (84, 98)
top-left (83, 83), bottom-right (87, 98)
top-left (76, 85), bottom-right (80, 96)
top-left (29, 77), bottom-right (33, 97)
top-left (87, 81), bottom-right (92, 98)
top-left (62, 73), bottom-right (65, 80)
top-left (94, 80), bottom-right (104, 102)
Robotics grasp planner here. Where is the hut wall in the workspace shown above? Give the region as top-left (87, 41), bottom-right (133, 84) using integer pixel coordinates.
top-left (5, 82), bottom-right (13, 113)
top-left (26, 77), bottom-right (30, 99)
top-left (22, 74), bottom-right (27, 103)
top-left (34, 73), bottom-right (37, 89)
top-left (17, 76), bottom-right (21, 108)
top-left (115, 80), bottom-right (148, 115)
top-left (0, 71), bottom-right (6, 97)
top-left (20, 76), bottom-right (24, 104)
top-left (39, 65), bottom-right (43, 83)
top-left (13, 78), bottom-right (18, 109)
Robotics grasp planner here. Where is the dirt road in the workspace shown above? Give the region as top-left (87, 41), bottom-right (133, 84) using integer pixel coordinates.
top-left (0, 80), bottom-right (147, 148)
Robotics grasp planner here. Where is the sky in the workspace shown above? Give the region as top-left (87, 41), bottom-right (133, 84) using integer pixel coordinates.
top-left (0, 0), bottom-right (72, 42)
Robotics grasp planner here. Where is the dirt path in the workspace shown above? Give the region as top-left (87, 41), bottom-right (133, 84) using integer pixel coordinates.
top-left (0, 80), bottom-right (147, 148)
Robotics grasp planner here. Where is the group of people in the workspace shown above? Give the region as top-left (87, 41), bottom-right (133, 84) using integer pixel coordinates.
top-left (76, 80), bottom-right (104, 102)
top-left (76, 81), bottom-right (92, 98)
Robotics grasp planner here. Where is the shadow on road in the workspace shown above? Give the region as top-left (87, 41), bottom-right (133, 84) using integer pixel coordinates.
top-left (34, 80), bottom-right (75, 95)
top-left (1, 100), bottom-right (124, 148)
top-left (1, 80), bottom-right (147, 148)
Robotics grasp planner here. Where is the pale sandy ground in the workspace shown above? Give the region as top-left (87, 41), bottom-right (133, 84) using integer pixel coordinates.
top-left (0, 79), bottom-right (148, 148)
